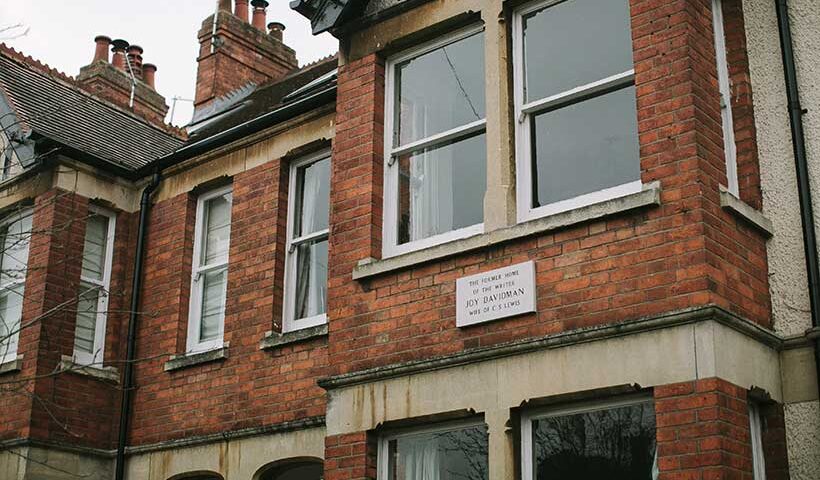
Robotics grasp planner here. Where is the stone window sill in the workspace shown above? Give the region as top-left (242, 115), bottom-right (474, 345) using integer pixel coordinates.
top-left (260, 324), bottom-right (328, 350)
top-left (58, 356), bottom-right (120, 383)
top-left (719, 186), bottom-right (774, 237)
top-left (164, 344), bottom-right (229, 372)
top-left (0, 355), bottom-right (23, 375)
top-left (353, 182), bottom-right (661, 280)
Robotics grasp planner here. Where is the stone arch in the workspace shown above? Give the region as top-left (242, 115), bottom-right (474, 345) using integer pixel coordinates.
top-left (167, 471), bottom-right (224, 480)
top-left (252, 457), bottom-right (324, 480)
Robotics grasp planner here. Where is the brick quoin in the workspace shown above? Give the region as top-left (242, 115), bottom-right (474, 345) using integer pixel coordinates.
top-left (322, 0), bottom-right (771, 379)
top-left (127, 159), bottom-right (328, 446)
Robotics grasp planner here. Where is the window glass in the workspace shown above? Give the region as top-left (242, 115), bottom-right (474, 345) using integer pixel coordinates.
top-left (0, 212), bottom-right (31, 363)
top-left (529, 401), bottom-right (656, 479)
top-left (294, 239), bottom-right (328, 321)
top-left (523, 0), bottom-right (634, 102)
top-left (0, 214), bottom-right (32, 286)
top-left (531, 87), bottom-right (640, 208)
top-left (386, 424), bottom-right (489, 480)
top-left (203, 193), bottom-right (232, 266)
top-left (81, 215), bottom-right (109, 281)
top-left (295, 157), bottom-right (331, 237)
top-left (199, 268), bottom-right (227, 342)
top-left (73, 284), bottom-right (100, 355)
top-left (0, 283), bottom-right (24, 359)
top-left (395, 31), bottom-right (485, 146)
top-left (397, 133), bottom-right (486, 244)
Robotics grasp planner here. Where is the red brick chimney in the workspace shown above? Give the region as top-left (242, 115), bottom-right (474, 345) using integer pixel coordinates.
top-left (235, 0), bottom-right (250, 23)
top-left (77, 36), bottom-right (170, 127)
top-left (193, 0), bottom-right (297, 114)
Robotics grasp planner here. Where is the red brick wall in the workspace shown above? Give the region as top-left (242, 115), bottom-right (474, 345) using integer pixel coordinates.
top-left (128, 159), bottom-right (328, 446)
top-left (324, 432), bottom-right (377, 480)
top-left (0, 189), bottom-right (129, 449)
top-left (322, 0), bottom-right (771, 377)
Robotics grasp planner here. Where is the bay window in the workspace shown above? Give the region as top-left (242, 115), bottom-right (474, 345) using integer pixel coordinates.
top-left (284, 151), bottom-right (330, 332)
top-left (187, 186), bottom-right (232, 353)
top-left (379, 421), bottom-right (489, 480)
top-left (73, 206), bottom-right (116, 366)
top-left (0, 209), bottom-right (31, 364)
top-left (513, 0), bottom-right (642, 222)
top-left (384, 25), bottom-right (487, 257)
top-left (521, 397), bottom-right (657, 480)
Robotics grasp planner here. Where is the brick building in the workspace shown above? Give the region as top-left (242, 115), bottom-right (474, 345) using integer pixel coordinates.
top-left (0, 0), bottom-right (818, 479)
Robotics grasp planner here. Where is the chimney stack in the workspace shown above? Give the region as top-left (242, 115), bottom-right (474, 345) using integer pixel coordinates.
top-left (78, 36), bottom-right (169, 127)
top-left (126, 45), bottom-right (144, 79)
top-left (142, 64), bottom-right (157, 89)
top-left (267, 22), bottom-right (285, 42)
top-left (251, 0), bottom-right (269, 31)
top-left (218, 0), bottom-right (232, 11)
top-left (93, 35), bottom-right (111, 63)
top-left (111, 39), bottom-right (129, 71)
top-left (235, 0), bottom-right (250, 22)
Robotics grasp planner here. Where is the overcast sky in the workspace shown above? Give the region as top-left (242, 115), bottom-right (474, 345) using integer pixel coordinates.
top-left (0, 1), bottom-right (338, 126)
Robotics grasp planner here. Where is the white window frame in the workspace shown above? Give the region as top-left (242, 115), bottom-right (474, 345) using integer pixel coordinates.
top-left (377, 418), bottom-right (488, 480)
top-left (0, 208), bottom-right (32, 365)
top-left (749, 403), bottom-right (767, 480)
top-left (520, 395), bottom-right (655, 480)
top-left (512, 0), bottom-right (643, 224)
top-left (72, 205), bottom-right (116, 366)
top-left (283, 149), bottom-right (331, 333)
top-left (186, 185), bottom-right (232, 353)
top-left (712, 0), bottom-right (739, 196)
top-left (383, 24), bottom-right (487, 258)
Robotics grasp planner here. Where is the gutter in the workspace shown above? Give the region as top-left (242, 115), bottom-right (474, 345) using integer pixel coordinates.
top-left (114, 171), bottom-right (161, 480)
top-left (775, 0), bottom-right (820, 399)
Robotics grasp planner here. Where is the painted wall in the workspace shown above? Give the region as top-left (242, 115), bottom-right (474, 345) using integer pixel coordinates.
top-left (743, 0), bottom-right (820, 477)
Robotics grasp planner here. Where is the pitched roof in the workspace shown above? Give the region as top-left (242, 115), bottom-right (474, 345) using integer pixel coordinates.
top-left (0, 45), bottom-right (184, 173)
top-left (186, 54), bottom-right (338, 142)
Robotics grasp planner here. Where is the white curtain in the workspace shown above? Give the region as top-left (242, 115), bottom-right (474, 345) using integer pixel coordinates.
top-left (404, 437), bottom-right (440, 480)
top-left (295, 166), bottom-right (323, 319)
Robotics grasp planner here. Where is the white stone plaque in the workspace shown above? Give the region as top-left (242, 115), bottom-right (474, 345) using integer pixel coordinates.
top-left (456, 261), bottom-right (536, 327)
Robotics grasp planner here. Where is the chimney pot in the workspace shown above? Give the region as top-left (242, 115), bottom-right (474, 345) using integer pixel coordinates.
top-left (218, 0), bottom-right (232, 11)
top-left (93, 35), bottom-right (112, 63)
top-left (251, 0), bottom-right (269, 31)
top-left (126, 45), bottom-right (144, 78)
top-left (111, 39), bottom-right (129, 71)
top-left (142, 63), bottom-right (157, 89)
top-left (235, 0), bottom-right (250, 22)
top-left (267, 22), bottom-right (285, 41)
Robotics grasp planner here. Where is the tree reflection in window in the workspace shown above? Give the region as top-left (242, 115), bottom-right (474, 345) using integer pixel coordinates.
top-left (386, 423), bottom-right (488, 480)
top-left (531, 401), bottom-right (656, 480)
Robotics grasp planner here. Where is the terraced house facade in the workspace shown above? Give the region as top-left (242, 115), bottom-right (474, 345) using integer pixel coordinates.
top-left (0, 0), bottom-right (818, 479)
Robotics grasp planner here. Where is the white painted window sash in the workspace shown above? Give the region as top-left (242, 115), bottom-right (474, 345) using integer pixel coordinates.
top-left (377, 418), bottom-right (487, 480)
top-left (512, 0), bottom-right (643, 224)
top-left (283, 150), bottom-right (331, 333)
top-left (520, 394), bottom-right (655, 480)
top-left (0, 208), bottom-right (32, 364)
top-left (73, 206), bottom-right (116, 366)
top-left (186, 185), bottom-right (232, 353)
top-left (712, 0), bottom-right (739, 196)
top-left (383, 24), bottom-right (487, 259)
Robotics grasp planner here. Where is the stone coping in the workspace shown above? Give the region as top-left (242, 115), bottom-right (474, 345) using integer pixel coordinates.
top-left (353, 182), bottom-right (662, 280)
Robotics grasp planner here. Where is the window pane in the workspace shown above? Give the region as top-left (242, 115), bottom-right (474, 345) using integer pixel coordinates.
top-left (387, 425), bottom-right (488, 480)
top-left (199, 268), bottom-right (227, 342)
top-left (531, 87), bottom-right (640, 208)
top-left (531, 402), bottom-right (656, 480)
top-left (203, 193), bottom-right (232, 266)
top-left (81, 214), bottom-right (110, 281)
top-left (294, 238), bottom-right (328, 321)
top-left (0, 284), bottom-right (24, 358)
top-left (295, 157), bottom-right (331, 237)
top-left (74, 283), bottom-right (100, 355)
top-left (395, 31), bottom-right (485, 146)
top-left (1, 214), bottom-right (32, 286)
top-left (397, 133), bottom-right (486, 244)
top-left (523, 0), bottom-right (634, 102)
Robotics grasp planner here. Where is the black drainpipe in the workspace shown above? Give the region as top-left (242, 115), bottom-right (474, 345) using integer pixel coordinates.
top-left (775, 0), bottom-right (820, 398)
top-left (115, 171), bottom-right (161, 480)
